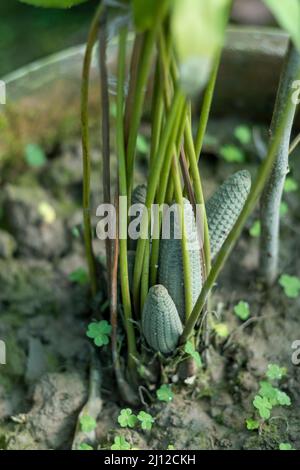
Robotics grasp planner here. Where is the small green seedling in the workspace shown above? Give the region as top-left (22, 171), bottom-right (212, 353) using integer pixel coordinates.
top-left (234, 125), bottom-right (252, 145)
top-left (245, 418), bottom-right (259, 431)
top-left (79, 415), bottom-right (97, 433)
top-left (234, 301), bottom-right (250, 321)
top-left (156, 384), bottom-right (174, 403)
top-left (279, 274), bottom-right (300, 298)
top-left (284, 177), bottom-right (298, 193)
top-left (249, 220), bottom-right (261, 238)
top-left (137, 411), bottom-right (155, 431)
top-left (266, 364), bottom-right (287, 380)
top-left (279, 443), bottom-right (295, 450)
top-left (78, 443), bottom-right (93, 450)
top-left (219, 144), bottom-right (245, 163)
top-left (213, 323), bottom-right (229, 339)
top-left (69, 267), bottom-right (89, 285)
top-left (111, 436), bottom-right (131, 450)
top-left (86, 320), bottom-right (112, 347)
top-left (253, 395), bottom-right (273, 420)
top-left (117, 408), bottom-right (138, 428)
top-left (280, 201), bottom-right (289, 216)
top-left (25, 143), bottom-right (46, 168)
top-left (184, 341), bottom-right (202, 368)
top-left (136, 134), bottom-right (150, 155)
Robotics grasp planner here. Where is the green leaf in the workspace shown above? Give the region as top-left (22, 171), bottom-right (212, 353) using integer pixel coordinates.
top-left (249, 220), bottom-right (261, 238)
top-left (234, 125), bottom-right (252, 145)
top-left (279, 443), bottom-right (295, 450)
top-left (246, 418), bottom-right (260, 430)
top-left (78, 443), bottom-right (93, 450)
top-left (117, 409), bottom-right (138, 428)
top-left (167, 444), bottom-right (175, 450)
top-left (266, 364), bottom-right (287, 380)
top-left (284, 177), bottom-right (298, 193)
top-left (132, 0), bottom-right (167, 31)
top-left (262, 0), bottom-right (300, 51)
top-left (136, 134), bottom-right (150, 155)
top-left (234, 301), bottom-right (250, 321)
top-left (280, 201), bottom-right (289, 217)
top-left (86, 320), bottom-right (112, 347)
top-left (219, 145), bottom-right (245, 163)
top-left (253, 395), bottom-right (272, 420)
top-left (25, 143), bottom-right (46, 167)
top-left (214, 323), bottom-right (229, 338)
top-left (259, 381), bottom-right (278, 405)
top-left (156, 384), bottom-right (174, 403)
top-left (279, 274), bottom-right (300, 298)
top-left (20, 0), bottom-right (89, 8)
top-left (184, 341), bottom-right (203, 368)
top-left (111, 436), bottom-right (131, 450)
top-left (276, 390), bottom-right (291, 406)
top-left (171, 0), bottom-right (230, 95)
top-left (68, 267), bottom-right (89, 285)
top-left (137, 411), bottom-right (155, 431)
top-left (80, 415), bottom-right (97, 433)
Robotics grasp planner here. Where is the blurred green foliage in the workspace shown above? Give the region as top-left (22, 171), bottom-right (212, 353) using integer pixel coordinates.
top-left (0, 0), bottom-right (97, 76)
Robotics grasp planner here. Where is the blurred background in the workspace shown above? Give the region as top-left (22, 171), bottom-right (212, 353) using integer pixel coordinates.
top-left (0, 0), bottom-right (275, 77)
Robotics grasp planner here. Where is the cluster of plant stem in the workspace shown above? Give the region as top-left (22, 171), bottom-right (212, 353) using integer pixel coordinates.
top-left (78, 1), bottom-right (300, 392)
top-left (18, 0), bottom-right (300, 397)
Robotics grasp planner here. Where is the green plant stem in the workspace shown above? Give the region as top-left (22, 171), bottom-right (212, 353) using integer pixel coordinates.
top-left (124, 34), bottom-right (144, 146)
top-left (116, 26), bottom-right (137, 374)
top-left (260, 44), bottom-right (300, 285)
top-left (133, 89), bottom-right (185, 313)
top-left (149, 58), bottom-right (164, 167)
top-left (149, 104), bottom-right (187, 286)
top-left (184, 117), bottom-right (211, 276)
top-left (195, 50), bottom-right (221, 160)
top-left (98, 10), bottom-right (112, 295)
top-left (171, 159), bottom-right (193, 319)
top-left (126, 1), bottom-right (169, 201)
top-left (181, 59), bottom-right (300, 344)
top-left (81, 2), bottom-right (104, 296)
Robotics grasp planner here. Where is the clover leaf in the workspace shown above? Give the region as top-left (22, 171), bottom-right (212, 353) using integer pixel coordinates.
top-left (117, 408), bottom-right (138, 428)
top-left (156, 384), bottom-right (174, 403)
top-left (111, 436), bottom-right (131, 450)
top-left (78, 443), bottom-right (93, 450)
top-left (279, 275), bottom-right (300, 298)
top-left (284, 177), bottom-right (298, 193)
top-left (219, 144), bottom-right (245, 163)
top-left (234, 301), bottom-right (250, 321)
top-left (184, 341), bottom-right (203, 368)
top-left (137, 411), bottom-right (155, 431)
top-left (275, 390), bottom-right (291, 406)
top-left (86, 320), bottom-right (112, 347)
top-left (279, 443), bottom-right (295, 450)
top-left (266, 364), bottom-right (287, 380)
top-left (280, 201), bottom-right (288, 217)
top-left (249, 220), bottom-right (261, 238)
top-left (69, 267), bottom-right (89, 285)
top-left (234, 125), bottom-right (252, 145)
top-left (253, 395), bottom-right (272, 420)
top-left (245, 418), bottom-right (260, 430)
top-left (79, 415), bottom-right (97, 433)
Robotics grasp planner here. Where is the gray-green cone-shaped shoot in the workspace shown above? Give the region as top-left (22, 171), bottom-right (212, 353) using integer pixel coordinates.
top-left (158, 198), bottom-right (203, 321)
top-left (142, 284), bottom-right (183, 355)
top-left (206, 170), bottom-right (251, 259)
top-left (132, 184), bottom-right (147, 205)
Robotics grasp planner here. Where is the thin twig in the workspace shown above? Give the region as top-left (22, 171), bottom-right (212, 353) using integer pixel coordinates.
top-left (81, 2), bottom-right (104, 296)
top-left (99, 10), bottom-right (112, 295)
